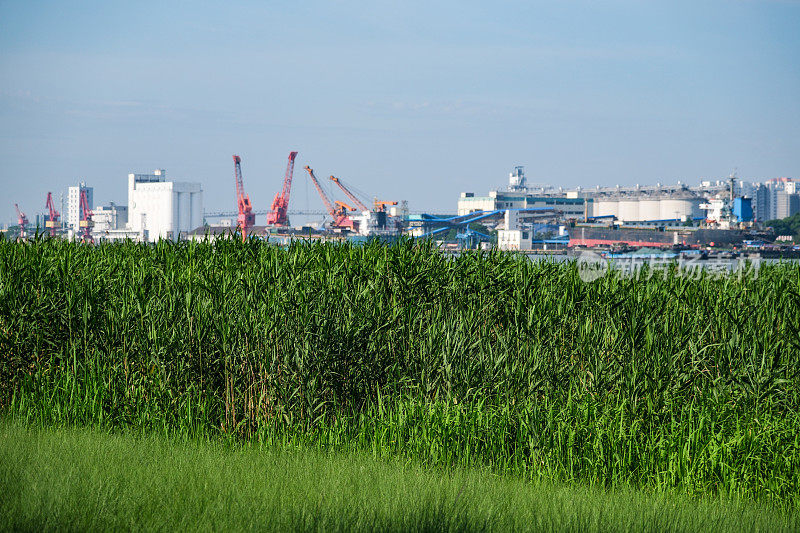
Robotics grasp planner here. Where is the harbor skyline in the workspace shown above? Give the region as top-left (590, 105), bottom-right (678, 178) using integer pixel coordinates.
top-left (1, 0), bottom-right (799, 224)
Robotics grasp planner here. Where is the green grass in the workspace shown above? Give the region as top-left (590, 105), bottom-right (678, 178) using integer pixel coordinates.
top-left (1, 236), bottom-right (799, 505)
top-left (1, 423), bottom-right (796, 532)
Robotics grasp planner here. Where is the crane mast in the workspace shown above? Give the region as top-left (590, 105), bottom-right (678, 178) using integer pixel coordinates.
top-left (330, 176), bottom-right (369, 212)
top-left (45, 192), bottom-right (60, 237)
top-left (232, 155), bottom-right (255, 239)
top-left (266, 151), bottom-right (299, 226)
top-left (79, 188), bottom-right (94, 242)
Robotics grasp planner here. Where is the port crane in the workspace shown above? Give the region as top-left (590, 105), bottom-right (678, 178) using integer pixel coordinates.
top-left (329, 176), bottom-right (397, 213)
top-left (14, 204), bottom-right (29, 238)
top-left (79, 188), bottom-right (94, 242)
top-left (330, 176), bottom-right (369, 212)
top-left (304, 166), bottom-right (357, 230)
top-left (232, 155), bottom-right (255, 239)
top-left (45, 192), bottom-right (60, 237)
top-left (267, 151), bottom-right (299, 226)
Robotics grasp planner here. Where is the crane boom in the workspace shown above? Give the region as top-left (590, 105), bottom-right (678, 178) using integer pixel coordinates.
top-left (267, 151), bottom-right (299, 226)
top-left (305, 166), bottom-right (358, 230)
top-left (45, 192), bottom-right (60, 237)
top-left (232, 155), bottom-right (255, 239)
top-left (304, 166), bottom-right (335, 216)
top-left (330, 176), bottom-right (369, 211)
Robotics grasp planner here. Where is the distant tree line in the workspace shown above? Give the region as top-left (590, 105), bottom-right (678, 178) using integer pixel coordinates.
top-left (765, 212), bottom-right (800, 241)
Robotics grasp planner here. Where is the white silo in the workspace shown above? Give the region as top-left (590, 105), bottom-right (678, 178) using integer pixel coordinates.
top-left (594, 199), bottom-right (619, 219)
top-left (659, 198), bottom-right (699, 221)
top-left (638, 198), bottom-right (662, 221)
top-left (618, 199), bottom-right (640, 222)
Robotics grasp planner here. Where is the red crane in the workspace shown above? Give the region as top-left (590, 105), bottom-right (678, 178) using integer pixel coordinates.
top-left (232, 155), bottom-right (255, 239)
top-left (45, 192), bottom-right (60, 237)
top-left (304, 166), bottom-right (357, 230)
top-left (330, 176), bottom-right (369, 212)
top-left (14, 204), bottom-right (29, 238)
top-left (266, 151), bottom-right (299, 226)
top-left (79, 188), bottom-right (94, 242)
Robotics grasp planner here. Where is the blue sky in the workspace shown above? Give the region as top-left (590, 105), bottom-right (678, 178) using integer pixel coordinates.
top-left (1, 0), bottom-right (798, 223)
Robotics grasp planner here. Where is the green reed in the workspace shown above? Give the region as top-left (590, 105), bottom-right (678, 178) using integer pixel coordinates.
top-left (1, 236), bottom-right (798, 503)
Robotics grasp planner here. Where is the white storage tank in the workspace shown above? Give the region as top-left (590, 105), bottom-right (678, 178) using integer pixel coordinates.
top-left (178, 191), bottom-right (191, 238)
top-left (191, 190), bottom-right (203, 230)
top-left (659, 198), bottom-right (701, 221)
top-left (594, 199), bottom-right (619, 219)
top-left (618, 199), bottom-right (640, 222)
top-left (638, 198), bottom-right (662, 221)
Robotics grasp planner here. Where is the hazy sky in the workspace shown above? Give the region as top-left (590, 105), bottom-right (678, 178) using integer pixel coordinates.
top-left (1, 0), bottom-right (798, 224)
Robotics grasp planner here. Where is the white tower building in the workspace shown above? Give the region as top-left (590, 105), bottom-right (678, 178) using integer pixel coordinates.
top-left (67, 182), bottom-right (93, 231)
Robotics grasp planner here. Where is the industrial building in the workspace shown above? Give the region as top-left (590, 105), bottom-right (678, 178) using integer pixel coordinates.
top-left (92, 203), bottom-right (128, 234)
top-left (459, 168), bottom-right (591, 219)
top-left (459, 168), bottom-right (707, 224)
top-left (127, 169), bottom-right (203, 241)
top-left (496, 210), bottom-right (567, 251)
top-left (458, 168), bottom-right (800, 227)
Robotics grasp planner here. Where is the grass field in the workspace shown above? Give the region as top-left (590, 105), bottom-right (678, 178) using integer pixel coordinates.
top-left (1, 236), bottom-right (799, 526)
top-left (1, 423), bottom-right (797, 532)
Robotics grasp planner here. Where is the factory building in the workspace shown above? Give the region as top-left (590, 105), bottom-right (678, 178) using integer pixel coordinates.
top-left (459, 168), bottom-right (591, 219)
top-left (497, 209), bottom-right (536, 250)
top-left (127, 169), bottom-right (203, 242)
top-left (460, 167), bottom-right (710, 223)
top-left (497, 209), bottom-right (568, 251)
top-left (91, 203), bottom-right (137, 242)
top-left (67, 183), bottom-right (93, 231)
top-left (92, 203), bottom-right (128, 233)
top-left (458, 191), bottom-right (591, 219)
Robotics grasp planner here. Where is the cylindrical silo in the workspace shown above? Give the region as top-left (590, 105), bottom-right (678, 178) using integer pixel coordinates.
top-left (660, 199), bottom-right (688, 220)
top-left (638, 198), bottom-right (661, 221)
top-left (618, 199), bottom-right (640, 222)
top-left (594, 199), bottom-right (619, 219)
top-left (179, 191), bottom-right (191, 233)
top-left (191, 191), bottom-right (203, 230)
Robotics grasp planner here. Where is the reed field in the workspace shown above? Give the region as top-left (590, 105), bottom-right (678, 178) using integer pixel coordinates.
top-left (1, 236), bottom-right (799, 510)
